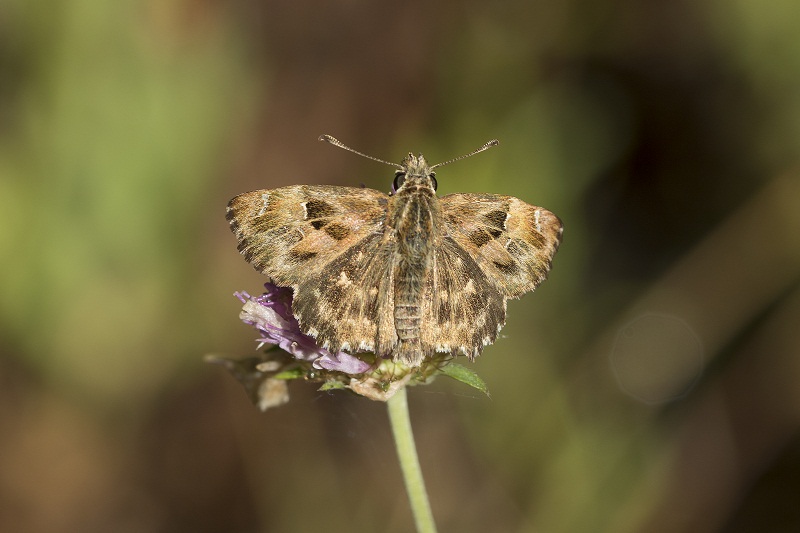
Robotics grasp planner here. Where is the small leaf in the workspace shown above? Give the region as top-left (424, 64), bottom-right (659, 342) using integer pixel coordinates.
top-left (274, 367), bottom-right (306, 380)
top-left (440, 363), bottom-right (490, 396)
top-left (319, 380), bottom-right (347, 391)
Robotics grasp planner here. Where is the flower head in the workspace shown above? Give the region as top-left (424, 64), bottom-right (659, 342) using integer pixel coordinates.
top-left (236, 283), bottom-right (372, 375)
top-left (213, 283), bottom-right (488, 409)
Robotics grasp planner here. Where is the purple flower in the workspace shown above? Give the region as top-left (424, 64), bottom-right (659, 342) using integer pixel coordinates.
top-left (236, 283), bottom-right (372, 375)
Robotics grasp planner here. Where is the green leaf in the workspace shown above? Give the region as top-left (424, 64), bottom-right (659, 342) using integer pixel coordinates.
top-left (273, 367), bottom-right (306, 380)
top-left (318, 380), bottom-right (347, 391)
top-left (439, 363), bottom-right (490, 396)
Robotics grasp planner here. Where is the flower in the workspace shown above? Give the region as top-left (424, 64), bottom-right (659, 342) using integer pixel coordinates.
top-left (236, 283), bottom-right (373, 376)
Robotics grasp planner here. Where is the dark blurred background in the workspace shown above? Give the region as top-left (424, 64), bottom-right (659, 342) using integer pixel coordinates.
top-left (2, 1), bottom-right (800, 532)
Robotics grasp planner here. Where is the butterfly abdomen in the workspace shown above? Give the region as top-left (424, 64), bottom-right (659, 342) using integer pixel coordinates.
top-left (392, 254), bottom-right (429, 366)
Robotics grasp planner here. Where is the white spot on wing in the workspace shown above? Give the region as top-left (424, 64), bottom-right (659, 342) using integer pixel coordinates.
top-left (534, 209), bottom-right (542, 232)
top-left (301, 201), bottom-right (309, 219)
top-left (258, 193), bottom-right (270, 216)
top-left (358, 340), bottom-right (374, 351)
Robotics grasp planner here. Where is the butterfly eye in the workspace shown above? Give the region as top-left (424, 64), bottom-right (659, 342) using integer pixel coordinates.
top-left (393, 172), bottom-right (406, 192)
top-left (429, 173), bottom-right (437, 191)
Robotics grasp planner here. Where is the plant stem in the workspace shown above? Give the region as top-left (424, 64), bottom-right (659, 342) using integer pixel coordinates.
top-left (387, 386), bottom-right (438, 533)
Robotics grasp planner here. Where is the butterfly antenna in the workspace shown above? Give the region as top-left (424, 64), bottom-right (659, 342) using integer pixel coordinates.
top-left (430, 139), bottom-right (500, 169)
top-left (319, 135), bottom-right (403, 169)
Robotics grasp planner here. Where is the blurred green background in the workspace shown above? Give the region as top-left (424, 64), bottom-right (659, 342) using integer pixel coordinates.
top-left (2, 1), bottom-right (800, 532)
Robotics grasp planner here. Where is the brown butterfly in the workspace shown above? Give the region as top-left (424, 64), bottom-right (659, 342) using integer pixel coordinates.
top-left (227, 135), bottom-right (562, 367)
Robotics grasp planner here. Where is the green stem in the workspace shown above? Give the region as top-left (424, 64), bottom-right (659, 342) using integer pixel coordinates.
top-left (387, 386), bottom-right (438, 533)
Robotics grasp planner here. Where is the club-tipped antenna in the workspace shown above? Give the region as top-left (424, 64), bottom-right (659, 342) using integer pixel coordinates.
top-left (430, 139), bottom-right (499, 169)
top-left (319, 134), bottom-right (403, 169)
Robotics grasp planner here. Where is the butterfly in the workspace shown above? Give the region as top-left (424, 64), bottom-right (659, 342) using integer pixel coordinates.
top-left (227, 135), bottom-right (562, 367)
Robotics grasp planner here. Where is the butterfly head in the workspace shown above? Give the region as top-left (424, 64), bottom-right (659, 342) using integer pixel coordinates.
top-left (393, 153), bottom-right (437, 194)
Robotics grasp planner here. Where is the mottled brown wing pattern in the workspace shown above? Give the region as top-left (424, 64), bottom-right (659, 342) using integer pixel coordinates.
top-left (416, 193), bottom-right (562, 359)
top-left (226, 185), bottom-right (388, 286)
top-left (440, 193), bottom-right (563, 299)
top-left (227, 185), bottom-right (396, 353)
top-left (291, 233), bottom-right (397, 354)
top-left (420, 238), bottom-right (506, 358)
top-left (228, 184), bottom-right (562, 365)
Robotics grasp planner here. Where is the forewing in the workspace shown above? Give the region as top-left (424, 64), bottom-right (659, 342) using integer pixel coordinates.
top-left (226, 185), bottom-right (388, 287)
top-left (227, 185), bottom-right (397, 354)
top-left (440, 193), bottom-right (562, 298)
top-left (421, 238), bottom-right (506, 359)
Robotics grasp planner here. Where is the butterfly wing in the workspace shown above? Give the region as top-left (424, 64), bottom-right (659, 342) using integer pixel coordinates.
top-left (292, 232), bottom-right (398, 355)
top-left (227, 185), bottom-right (389, 284)
top-left (418, 193), bottom-right (562, 359)
top-left (420, 237), bottom-right (507, 358)
top-left (439, 193), bottom-right (562, 298)
top-left (227, 185), bottom-right (397, 353)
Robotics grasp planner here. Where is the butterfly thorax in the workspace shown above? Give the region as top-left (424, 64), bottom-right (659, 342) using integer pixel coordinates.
top-left (389, 154), bottom-right (441, 258)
